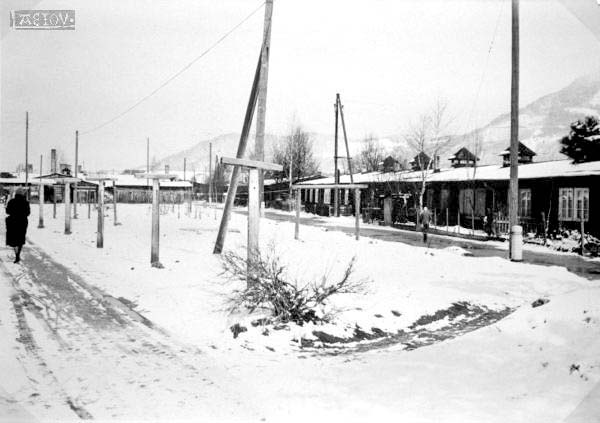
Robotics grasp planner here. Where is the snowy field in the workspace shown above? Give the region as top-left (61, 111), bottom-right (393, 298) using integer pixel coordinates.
top-left (1, 202), bottom-right (600, 422)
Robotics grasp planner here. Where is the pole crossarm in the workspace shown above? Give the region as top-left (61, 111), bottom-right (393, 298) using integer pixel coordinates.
top-left (135, 174), bottom-right (174, 180)
top-left (292, 183), bottom-right (367, 190)
top-left (53, 177), bottom-right (81, 184)
top-left (221, 157), bottom-right (283, 172)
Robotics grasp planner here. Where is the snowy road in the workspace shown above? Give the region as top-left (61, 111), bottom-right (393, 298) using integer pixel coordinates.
top-left (253, 209), bottom-right (600, 280)
top-left (0, 237), bottom-right (256, 421)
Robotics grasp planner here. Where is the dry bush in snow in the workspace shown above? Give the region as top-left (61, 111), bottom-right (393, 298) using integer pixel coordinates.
top-left (220, 248), bottom-right (366, 324)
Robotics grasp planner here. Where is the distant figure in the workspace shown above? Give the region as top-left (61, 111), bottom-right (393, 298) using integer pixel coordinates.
top-left (420, 206), bottom-right (432, 243)
top-left (484, 208), bottom-right (495, 237)
top-left (5, 188), bottom-right (30, 263)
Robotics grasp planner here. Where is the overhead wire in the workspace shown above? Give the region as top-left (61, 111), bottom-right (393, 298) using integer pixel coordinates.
top-left (80, 1), bottom-right (266, 136)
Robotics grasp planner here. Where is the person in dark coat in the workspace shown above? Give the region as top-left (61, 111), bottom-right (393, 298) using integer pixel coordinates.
top-left (5, 188), bottom-right (30, 263)
top-left (420, 206), bottom-right (432, 243)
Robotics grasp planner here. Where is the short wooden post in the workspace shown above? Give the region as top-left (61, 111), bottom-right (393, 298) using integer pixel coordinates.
top-left (248, 168), bottom-right (260, 283)
top-left (64, 182), bottom-right (71, 234)
top-left (53, 186), bottom-right (57, 218)
top-left (38, 181), bottom-right (44, 228)
top-left (88, 191), bottom-right (91, 219)
top-left (151, 178), bottom-right (161, 268)
top-left (97, 182), bottom-right (104, 248)
top-left (295, 189), bottom-right (300, 240)
top-left (457, 210), bottom-right (460, 233)
top-left (355, 188), bottom-right (361, 240)
top-left (580, 215), bottom-right (585, 256)
top-left (434, 209), bottom-right (437, 229)
top-left (113, 180), bottom-right (118, 225)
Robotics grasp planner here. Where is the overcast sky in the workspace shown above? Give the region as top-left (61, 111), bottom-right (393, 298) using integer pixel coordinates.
top-left (2, 0), bottom-right (600, 171)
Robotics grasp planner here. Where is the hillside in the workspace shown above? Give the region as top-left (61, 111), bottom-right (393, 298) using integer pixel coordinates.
top-left (154, 72), bottom-right (600, 176)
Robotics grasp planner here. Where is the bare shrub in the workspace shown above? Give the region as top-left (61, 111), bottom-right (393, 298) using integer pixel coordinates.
top-left (220, 248), bottom-right (366, 324)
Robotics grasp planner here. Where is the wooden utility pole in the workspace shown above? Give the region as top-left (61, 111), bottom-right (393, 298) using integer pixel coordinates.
top-left (214, 49), bottom-right (263, 254)
top-left (509, 0), bottom-right (520, 260)
top-left (97, 181), bottom-right (105, 247)
top-left (333, 97), bottom-right (340, 216)
top-left (337, 95), bottom-right (354, 183)
top-left (113, 180), bottom-right (118, 225)
top-left (184, 157), bottom-right (187, 181)
top-left (25, 112), bottom-right (29, 198)
top-left (208, 142), bottom-right (213, 203)
top-left (38, 155), bottom-right (44, 228)
top-left (74, 130), bottom-right (79, 219)
top-left (146, 137), bottom-right (150, 190)
top-left (255, 0), bottom-right (273, 208)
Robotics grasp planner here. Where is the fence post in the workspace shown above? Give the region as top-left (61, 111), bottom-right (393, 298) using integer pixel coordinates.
top-left (580, 215), bottom-right (585, 256)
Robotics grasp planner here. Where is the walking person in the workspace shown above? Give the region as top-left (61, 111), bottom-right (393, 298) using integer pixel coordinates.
top-left (420, 206), bottom-right (432, 243)
top-left (5, 188), bottom-right (30, 263)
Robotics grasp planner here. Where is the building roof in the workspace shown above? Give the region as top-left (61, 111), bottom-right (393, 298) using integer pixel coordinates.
top-left (291, 159), bottom-right (600, 187)
top-left (450, 147), bottom-right (479, 161)
top-left (499, 141), bottom-right (537, 157)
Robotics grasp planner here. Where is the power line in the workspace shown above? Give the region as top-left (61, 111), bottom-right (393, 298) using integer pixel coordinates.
top-left (80, 1), bottom-right (265, 136)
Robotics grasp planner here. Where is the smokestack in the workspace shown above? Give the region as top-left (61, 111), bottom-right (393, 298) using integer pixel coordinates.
top-left (165, 164), bottom-right (170, 175)
top-left (51, 149), bottom-right (57, 173)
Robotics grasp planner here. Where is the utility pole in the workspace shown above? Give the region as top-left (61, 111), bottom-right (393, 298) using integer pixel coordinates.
top-left (255, 0), bottom-right (273, 209)
top-left (509, 0), bottom-right (521, 260)
top-left (38, 155), bottom-right (44, 228)
top-left (183, 157), bottom-right (187, 181)
top-left (74, 130), bottom-right (79, 219)
top-left (337, 94), bottom-right (354, 183)
top-left (208, 142), bottom-right (213, 203)
top-left (146, 137), bottom-right (150, 197)
top-left (334, 96), bottom-right (340, 216)
top-left (25, 112), bottom-right (29, 198)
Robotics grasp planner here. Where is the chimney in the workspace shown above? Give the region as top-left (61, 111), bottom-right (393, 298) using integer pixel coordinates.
top-left (165, 164), bottom-right (170, 174)
top-left (434, 155), bottom-right (441, 173)
top-left (50, 149), bottom-right (57, 173)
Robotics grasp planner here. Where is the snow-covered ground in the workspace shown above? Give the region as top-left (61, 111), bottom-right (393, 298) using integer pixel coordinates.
top-left (1, 202), bottom-right (599, 422)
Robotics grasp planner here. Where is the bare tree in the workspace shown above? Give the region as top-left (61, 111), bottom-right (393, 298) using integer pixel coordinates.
top-left (405, 98), bottom-right (452, 223)
top-left (357, 134), bottom-right (385, 172)
top-left (272, 125), bottom-right (319, 183)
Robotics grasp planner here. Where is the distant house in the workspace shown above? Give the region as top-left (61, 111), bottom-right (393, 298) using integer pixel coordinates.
top-left (500, 142), bottom-right (536, 167)
top-left (381, 156), bottom-right (401, 172)
top-left (410, 152), bottom-right (432, 171)
top-left (449, 147), bottom-right (479, 168)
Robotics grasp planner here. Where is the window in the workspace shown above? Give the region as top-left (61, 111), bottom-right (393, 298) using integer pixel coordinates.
top-left (519, 189), bottom-right (531, 217)
top-left (324, 189), bottom-right (331, 204)
top-left (475, 188), bottom-right (486, 216)
top-left (575, 188), bottom-right (589, 221)
top-left (440, 189), bottom-right (449, 210)
top-left (459, 189), bottom-right (473, 214)
top-left (559, 187), bottom-right (589, 222)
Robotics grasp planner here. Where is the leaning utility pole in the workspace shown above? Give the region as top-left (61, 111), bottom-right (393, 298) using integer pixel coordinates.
top-left (336, 94), bottom-right (354, 183)
top-left (213, 50), bottom-right (263, 254)
top-left (509, 0), bottom-right (521, 260)
top-left (255, 0), bottom-right (273, 208)
top-left (74, 130), bottom-right (79, 219)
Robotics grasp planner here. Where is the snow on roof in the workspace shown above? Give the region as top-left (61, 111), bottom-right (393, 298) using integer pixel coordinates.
top-left (292, 159), bottom-right (600, 186)
top-left (112, 174), bottom-right (192, 188)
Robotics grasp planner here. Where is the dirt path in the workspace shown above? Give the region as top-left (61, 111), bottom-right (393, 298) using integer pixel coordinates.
top-left (0, 236), bottom-right (256, 421)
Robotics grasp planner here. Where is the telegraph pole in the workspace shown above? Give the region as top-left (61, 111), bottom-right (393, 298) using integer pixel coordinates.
top-left (255, 0), bottom-right (273, 208)
top-left (183, 157), bottom-right (187, 181)
top-left (25, 112), bottom-right (29, 198)
top-left (509, 0), bottom-right (521, 260)
top-left (334, 96), bottom-right (340, 216)
top-left (74, 130), bottom-right (79, 219)
top-left (208, 142), bottom-right (213, 203)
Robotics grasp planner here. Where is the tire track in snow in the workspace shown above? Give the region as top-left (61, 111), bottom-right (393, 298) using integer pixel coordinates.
top-left (0, 235), bottom-right (257, 420)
